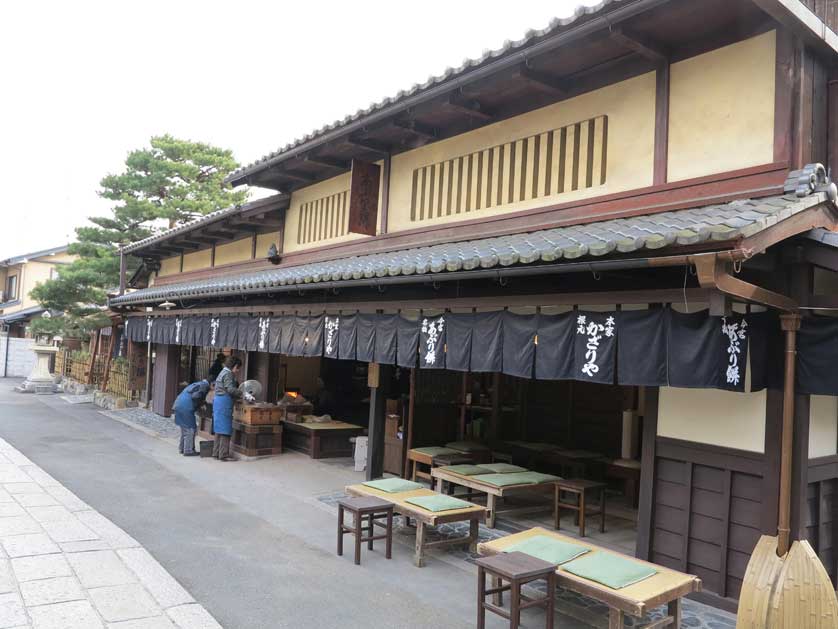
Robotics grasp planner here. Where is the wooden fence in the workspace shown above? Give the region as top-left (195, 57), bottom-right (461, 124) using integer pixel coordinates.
top-left (55, 348), bottom-right (138, 401)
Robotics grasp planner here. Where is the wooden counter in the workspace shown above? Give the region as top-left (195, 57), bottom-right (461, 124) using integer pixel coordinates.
top-left (281, 420), bottom-right (364, 458)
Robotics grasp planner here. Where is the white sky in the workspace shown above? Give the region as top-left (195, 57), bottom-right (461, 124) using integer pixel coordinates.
top-left (0, 0), bottom-right (595, 258)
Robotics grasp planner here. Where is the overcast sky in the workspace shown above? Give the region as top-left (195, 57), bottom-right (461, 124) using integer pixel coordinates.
top-left (0, 0), bottom-right (595, 257)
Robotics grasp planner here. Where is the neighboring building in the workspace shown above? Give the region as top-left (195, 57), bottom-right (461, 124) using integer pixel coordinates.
top-left (0, 246), bottom-right (75, 337)
top-left (111, 0), bottom-right (838, 612)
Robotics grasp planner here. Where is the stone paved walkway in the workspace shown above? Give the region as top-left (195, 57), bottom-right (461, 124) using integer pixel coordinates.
top-left (0, 437), bottom-right (220, 628)
top-left (98, 408), bottom-right (180, 440)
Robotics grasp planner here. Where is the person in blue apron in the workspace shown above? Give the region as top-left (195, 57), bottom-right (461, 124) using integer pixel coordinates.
top-left (212, 356), bottom-right (244, 461)
top-left (173, 379), bottom-right (211, 456)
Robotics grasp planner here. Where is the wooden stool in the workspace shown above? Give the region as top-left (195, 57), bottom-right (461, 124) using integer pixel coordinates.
top-left (475, 551), bottom-right (556, 629)
top-left (554, 479), bottom-right (606, 537)
top-left (337, 496), bottom-right (394, 565)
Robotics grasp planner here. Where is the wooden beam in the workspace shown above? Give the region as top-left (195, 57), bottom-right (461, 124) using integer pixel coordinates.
top-left (274, 170), bottom-right (314, 184)
top-left (513, 64), bottom-right (566, 96)
top-left (345, 136), bottom-right (391, 157)
top-left (654, 62), bottom-right (670, 186)
top-left (444, 95), bottom-right (493, 121)
top-left (392, 119), bottom-right (438, 141)
top-left (610, 25), bottom-right (668, 62)
top-left (303, 154), bottom-right (350, 170)
top-left (403, 367), bottom-right (416, 479)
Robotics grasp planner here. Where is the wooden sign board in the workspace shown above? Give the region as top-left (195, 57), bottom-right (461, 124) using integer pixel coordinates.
top-left (348, 159), bottom-right (381, 236)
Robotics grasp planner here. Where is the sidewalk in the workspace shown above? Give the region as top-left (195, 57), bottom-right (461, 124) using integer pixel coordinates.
top-left (0, 436), bottom-right (220, 629)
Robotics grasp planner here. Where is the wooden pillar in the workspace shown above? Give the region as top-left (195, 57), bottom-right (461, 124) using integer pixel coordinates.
top-left (459, 372), bottom-right (469, 440)
top-left (403, 367), bottom-right (417, 479)
top-left (380, 154), bottom-right (391, 234)
top-left (653, 61), bottom-right (670, 185)
top-left (366, 363), bottom-right (391, 480)
top-left (490, 372), bottom-right (501, 443)
top-left (100, 325), bottom-right (117, 392)
top-left (635, 386), bottom-right (659, 560)
top-left (118, 251), bottom-right (126, 296)
top-left (151, 344), bottom-right (180, 417)
top-left (86, 330), bottom-right (100, 385)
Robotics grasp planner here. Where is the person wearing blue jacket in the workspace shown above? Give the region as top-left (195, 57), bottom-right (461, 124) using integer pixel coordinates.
top-left (173, 379), bottom-right (211, 457)
top-left (212, 356), bottom-right (246, 461)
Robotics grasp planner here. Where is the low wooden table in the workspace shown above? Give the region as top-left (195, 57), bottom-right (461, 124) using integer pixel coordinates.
top-left (282, 420), bottom-right (364, 459)
top-left (478, 527), bottom-right (702, 629)
top-left (345, 483), bottom-right (487, 567)
top-left (554, 479), bottom-right (606, 537)
top-left (431, 467), bottom-right (559, 529)
top-left (606, 459), bottom-right (641, 507)
top-left (407, 447), bottom-right (460, 482)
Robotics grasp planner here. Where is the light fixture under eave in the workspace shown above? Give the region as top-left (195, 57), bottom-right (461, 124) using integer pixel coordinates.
top-left (159, 301), bottom-right (176, 310)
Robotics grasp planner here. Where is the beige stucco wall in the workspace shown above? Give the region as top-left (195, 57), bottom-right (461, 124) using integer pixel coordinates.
top-left (255, 231), bottom-right (280, 258)
top-left (19, 262), bottom-right (57, 311)
top-left (158, 256), bottom-right (181, 277)
top-left (214, 237), bottom-right (253, 267)
top-left (182, 249), bottom-right (212, 273)
top-left (809, 395), bottom-right (838, 459)
top-left (283, 172), bottom-right (378, 254)
top-left (388, 72), bottom-right (656, 232)
top-left (668, 31), bottom-right (775, 182)
top-left (657, 384), bottom-right (767, 453)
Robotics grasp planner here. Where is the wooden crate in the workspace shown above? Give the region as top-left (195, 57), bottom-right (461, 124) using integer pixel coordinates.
top-left (234, 404), bottom-right (281, 425)
top-left (278, 403), bottom-right (313, 423)
top-left (232, 421), bottom-right (283, 457)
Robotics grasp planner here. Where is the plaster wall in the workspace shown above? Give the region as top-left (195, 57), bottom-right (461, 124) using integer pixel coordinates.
top-left (668, 31), bottom-right (776, 181)
top-left (809, 395), bottom-right (838, 459)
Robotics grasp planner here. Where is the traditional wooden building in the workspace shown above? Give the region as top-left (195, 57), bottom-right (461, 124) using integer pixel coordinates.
top-left (111, 0), bottom-right (838, 612)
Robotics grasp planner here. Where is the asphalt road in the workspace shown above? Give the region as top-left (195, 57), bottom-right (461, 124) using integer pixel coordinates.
top-left (0, 381), bottom-right (579, 629)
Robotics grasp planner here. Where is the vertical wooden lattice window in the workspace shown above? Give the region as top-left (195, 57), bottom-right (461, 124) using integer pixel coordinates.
top-left (410, 115), bottom-right (608, 222)
top-left (296, 190), bottom-right (350, 244)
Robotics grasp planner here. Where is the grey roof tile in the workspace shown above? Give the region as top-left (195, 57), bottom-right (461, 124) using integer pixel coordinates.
top-left (110, 191), bottom-right (829, 307)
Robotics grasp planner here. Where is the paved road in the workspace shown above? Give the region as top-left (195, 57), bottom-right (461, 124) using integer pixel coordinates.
top-left (0, 382), bottom-right (565, 629)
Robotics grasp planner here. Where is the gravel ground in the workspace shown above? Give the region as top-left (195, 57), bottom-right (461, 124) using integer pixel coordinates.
top-left (99, 407), bottom-right (181, 439)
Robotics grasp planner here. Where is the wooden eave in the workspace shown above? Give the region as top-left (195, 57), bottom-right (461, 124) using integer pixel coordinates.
top-left (231, 0), bottom-right (775, 192)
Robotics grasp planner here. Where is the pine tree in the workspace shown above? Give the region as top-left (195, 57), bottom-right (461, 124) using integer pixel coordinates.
top-left (31, 135), bottom-right (247, 336)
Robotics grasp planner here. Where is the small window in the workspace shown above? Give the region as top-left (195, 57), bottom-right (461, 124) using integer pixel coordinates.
top-left (6, 275), bottom-right (17, 301)
top-left (50, 267), bottom-right (59, 280)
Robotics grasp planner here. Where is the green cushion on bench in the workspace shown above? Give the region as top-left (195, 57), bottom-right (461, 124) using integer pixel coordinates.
top-left (477, 463), bottom-right (528, 474)
top-left (505, 535), bottom-right (590, 565)
top-left (445, 441), bottom-right (491, 453)
top-left (362, 478), bottom-right (424, 493)
top-left (473, 472), bottom-right (560, 487)
top-left (439, 464), bottom-right (487, 476)
top-left (561, 553), bottom-right (657, 589)
top-left (404, 494), bottom-right (474, 512)
top-left (412, 447), bottom-right (458, 457)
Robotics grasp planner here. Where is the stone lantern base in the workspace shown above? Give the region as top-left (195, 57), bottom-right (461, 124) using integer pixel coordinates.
top-left (16, 345), bottom-right (59, 394)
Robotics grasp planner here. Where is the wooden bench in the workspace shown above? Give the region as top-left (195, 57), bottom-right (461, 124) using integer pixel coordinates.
top-left (345, 483), bottom-right (487, 567)
top-left (430, 467), bottom-right (559, 529)
top-left (282, 420), bottom-right (364, 458)
top-left (478, 527), bottom-right (702, 629)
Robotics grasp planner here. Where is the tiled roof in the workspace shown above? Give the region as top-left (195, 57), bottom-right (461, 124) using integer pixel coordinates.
top-left (1, 245), bottom-right (69, 266)
top-left (121, 206), bottom-right (244, 254)
top-left (226, 0), bottom-right (627, 184)
top-left (109, 191), bottom-right (828, 306)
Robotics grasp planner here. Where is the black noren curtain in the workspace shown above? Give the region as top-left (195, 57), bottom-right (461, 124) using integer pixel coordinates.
top-left (268, 317), bottom-right (283, 354)
top-left (502, 312), bottom-right (536, 379)
top-left (279, 315), bottom-right (295, 355)
top-left (356, 314), bottom-right (377, 363)
top-left (290, 316), bottom-right (308, 356)
top-left (797, 316), bottom-right (838, 395)
top-left (305, 314), bottom-right (324, 357)
top-left (470, 311), bottom-right (502, 373)
top-left (534, 312), bottom-right (575, 380)
top-left (618, 309), bottom-right (668, 386)
top-left (571, 311), bottom-right (617, 384)
top-left (374, 314), bottom-right (397, 365)
top-left (323, 316), bottom-right (340, 359)
top-left (419, 314), bottom-right (446, 369)
top-left (396, 317), bottom-right (419, 368)
top-left (444, 313), bottom-right (473, 372)
top-left (338, 314), bottom-right (358, 360)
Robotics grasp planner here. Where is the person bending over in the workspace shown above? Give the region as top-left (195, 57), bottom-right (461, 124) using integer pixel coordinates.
top-left (173, 379), bottom-right (211, 456)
